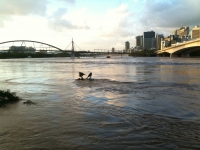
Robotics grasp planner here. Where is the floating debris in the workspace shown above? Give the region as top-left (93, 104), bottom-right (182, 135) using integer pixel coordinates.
top-left (23, 100), bottom-right (36, 105)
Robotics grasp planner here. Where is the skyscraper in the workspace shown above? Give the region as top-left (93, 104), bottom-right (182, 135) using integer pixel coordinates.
top-left (125, 41), bottom-right (130, 52)
top-left (156, 34), bottom-right (164, 50)
top-left (136, 35), bottom-right (143, 47)
top-left (191, 26), bottom-right (200, 39)
top-left (174, 26), bottom-right (189, 37)
top-left (143, 31), bottom-right (155, 50)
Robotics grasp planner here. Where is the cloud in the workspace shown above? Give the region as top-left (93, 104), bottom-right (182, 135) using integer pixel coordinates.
top-left (51, 8), bottom-right (68, 18)
top-left (48, 8), bottom-right (90, 31)
top-left (57, 0), bottom-right (75, 4)
top-left (0, 0), bottom-right (49, 27)
top-left (139, 0), bottom-right (200, 28)
top-left (0, 0), bottom-right (48, 16)
top-left (0, 15), bottom-right (11, 27)
top-left (130, 0), bottom-right (138, 3)
top-left (100, 27), bottom-right (133, 38)
top-left (99, 3), bottom-right (134, 38)
top-left (0, 20), bottom-right (4, 27)
top-left (1, 0), bottom-right (198, 50)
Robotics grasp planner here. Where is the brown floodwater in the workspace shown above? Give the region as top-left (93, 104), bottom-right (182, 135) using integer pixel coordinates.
top-left (0, 56), bottom-right (200, 149)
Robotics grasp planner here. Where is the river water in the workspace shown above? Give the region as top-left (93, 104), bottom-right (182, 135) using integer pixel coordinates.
top-left (0, 56), bottom-right (200, 150)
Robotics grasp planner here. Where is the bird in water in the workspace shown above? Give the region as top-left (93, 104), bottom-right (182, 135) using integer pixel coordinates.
top-left (79, 72), bottom-right (85, 80)
top-left (86, 72), bottom-right (92, 80)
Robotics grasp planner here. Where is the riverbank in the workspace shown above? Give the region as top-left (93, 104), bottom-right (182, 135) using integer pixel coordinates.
top-left (129, 49), bottom-right (200, 57)
top-left (0, 52), bottom-right (95, 59)
top-left (0, 52), bottom-right (71, 59)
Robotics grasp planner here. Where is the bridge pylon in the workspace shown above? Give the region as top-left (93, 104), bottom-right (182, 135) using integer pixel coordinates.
top-left (71, 38), bottom-right (75, 58)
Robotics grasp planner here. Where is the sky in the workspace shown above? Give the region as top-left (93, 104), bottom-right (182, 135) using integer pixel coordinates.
top-left (0, 0), bottom-right (200, 51)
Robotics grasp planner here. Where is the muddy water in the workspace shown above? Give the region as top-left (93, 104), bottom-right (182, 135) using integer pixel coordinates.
top-left (0, 56), bottom-right (200, 149)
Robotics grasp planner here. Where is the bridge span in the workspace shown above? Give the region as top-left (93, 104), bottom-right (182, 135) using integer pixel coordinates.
top-left (156, 38), bottom-right (200, 57)
top-left (0, 40), bottom-right (66, 52)
top-left (0, 40), bottom-right (126, 56)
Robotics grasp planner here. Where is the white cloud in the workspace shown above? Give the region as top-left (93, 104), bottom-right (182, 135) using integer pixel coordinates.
top-left (1, 0), bottom-right (199, 50)
top-left (0, 0), bottom-right (49, 28)
top-left (0, 0), bottom-right (48, 16)
top-left (48, 7), bottom-right (90, 31)
top-left (75, 3), bottom-right (136, 49)
top-left (58, 0), bottom-right (75, 4)
top-left (130, 0), bottom-right (138, 3)
top-left (0, 15), bottom-right (12, 27)
top-left (98, 3), bottom-right (134, 38)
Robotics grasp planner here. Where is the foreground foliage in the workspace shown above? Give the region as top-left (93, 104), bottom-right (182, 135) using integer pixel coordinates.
top-left (0, 89), bottom-right (21, 107)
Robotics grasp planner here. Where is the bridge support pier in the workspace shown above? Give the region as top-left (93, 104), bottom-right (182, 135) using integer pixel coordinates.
top-left (170, 53), bottom-right (178, 57)
top-left (181, 53), bottom-right (190, 57)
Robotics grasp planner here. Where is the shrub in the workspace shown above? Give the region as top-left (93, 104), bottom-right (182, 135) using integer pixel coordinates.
top-left (0, 89), bottom-right (21, 107)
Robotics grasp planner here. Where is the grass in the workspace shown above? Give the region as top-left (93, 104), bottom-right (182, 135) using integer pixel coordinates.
top-left (0, 89), bottom-right (21, 107)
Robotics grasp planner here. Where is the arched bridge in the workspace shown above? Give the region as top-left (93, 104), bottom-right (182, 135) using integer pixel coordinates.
top-left (156, 38), bottom-right (200, 57)
top-left (0, 40), bottom-right (65, 52)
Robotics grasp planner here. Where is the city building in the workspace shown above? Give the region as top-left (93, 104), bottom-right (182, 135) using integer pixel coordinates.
top-left (136, 35), bottom-right (143, 47)
top-left (112, 47), bottom-right (115, 53)
top-left (125, 41), bottom-right (130, 52)
top-left (174, 26), bottom-right (189, 36)
top-left (0, 50), bottom-right (8, 53)
top-left (180, 26), bottom-right (189, 37)
top-left (170, 35), bottom-right (180, 44)
top-left (132, 46), bottom-right (143, 52)
top-left (191, 25), bottom-right (200, 39)
top-left (143, 31), bottom-right (156, 50)
top-left (25, 47), bottom-right (36, 54)
top-left (39, 50), bottom-right (47, 54)
top-left (161, 40), bottom-right (170, 50)
top-left (9, 46), bottom-right (36, 53)
top-left (156, 34), bottom-right (164, 50)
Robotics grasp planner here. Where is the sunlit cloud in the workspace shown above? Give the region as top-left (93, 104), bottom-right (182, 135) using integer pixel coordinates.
top-left (0, 0), bottom-right (199, 50)
top-left (48, 7), bottom-right (90, 31)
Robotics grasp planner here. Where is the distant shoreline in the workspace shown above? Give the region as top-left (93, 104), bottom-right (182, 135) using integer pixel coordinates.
top-left (0, 52), bottom-right (71, 59)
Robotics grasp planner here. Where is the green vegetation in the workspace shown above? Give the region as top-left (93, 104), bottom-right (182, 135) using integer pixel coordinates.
top-left (0, 89), bottom-right (21, 107)
top-left (129, 49), bottom-right (158, 57)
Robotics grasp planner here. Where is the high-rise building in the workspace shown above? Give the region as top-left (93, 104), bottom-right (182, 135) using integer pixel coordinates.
top-left (174, 29), bottom-right (178, 35)
top-left (191, 25), bottom-right (200, 39)
top-left (125, 41), bottom-right (130, 51)
top-left (170, 35), bottom-right (180, 44)
top-left (136, 35), bottom-right (143, 47)
top-left (174, 26), bottom-right (189, 37)
top-left (156, 34), bottom-right (164, 50)
top-left (143, 31), bottom-right (155, 50)
top-left (112, 47), bottom-right (115, 53)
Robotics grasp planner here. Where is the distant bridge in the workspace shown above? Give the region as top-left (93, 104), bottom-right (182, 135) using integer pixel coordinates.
top-left (0, 40), bottom-right (126, 57)
top-left (156, 38), bottom-right (200, 57)
top-left (0, 40), bottom-right (70, 52)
